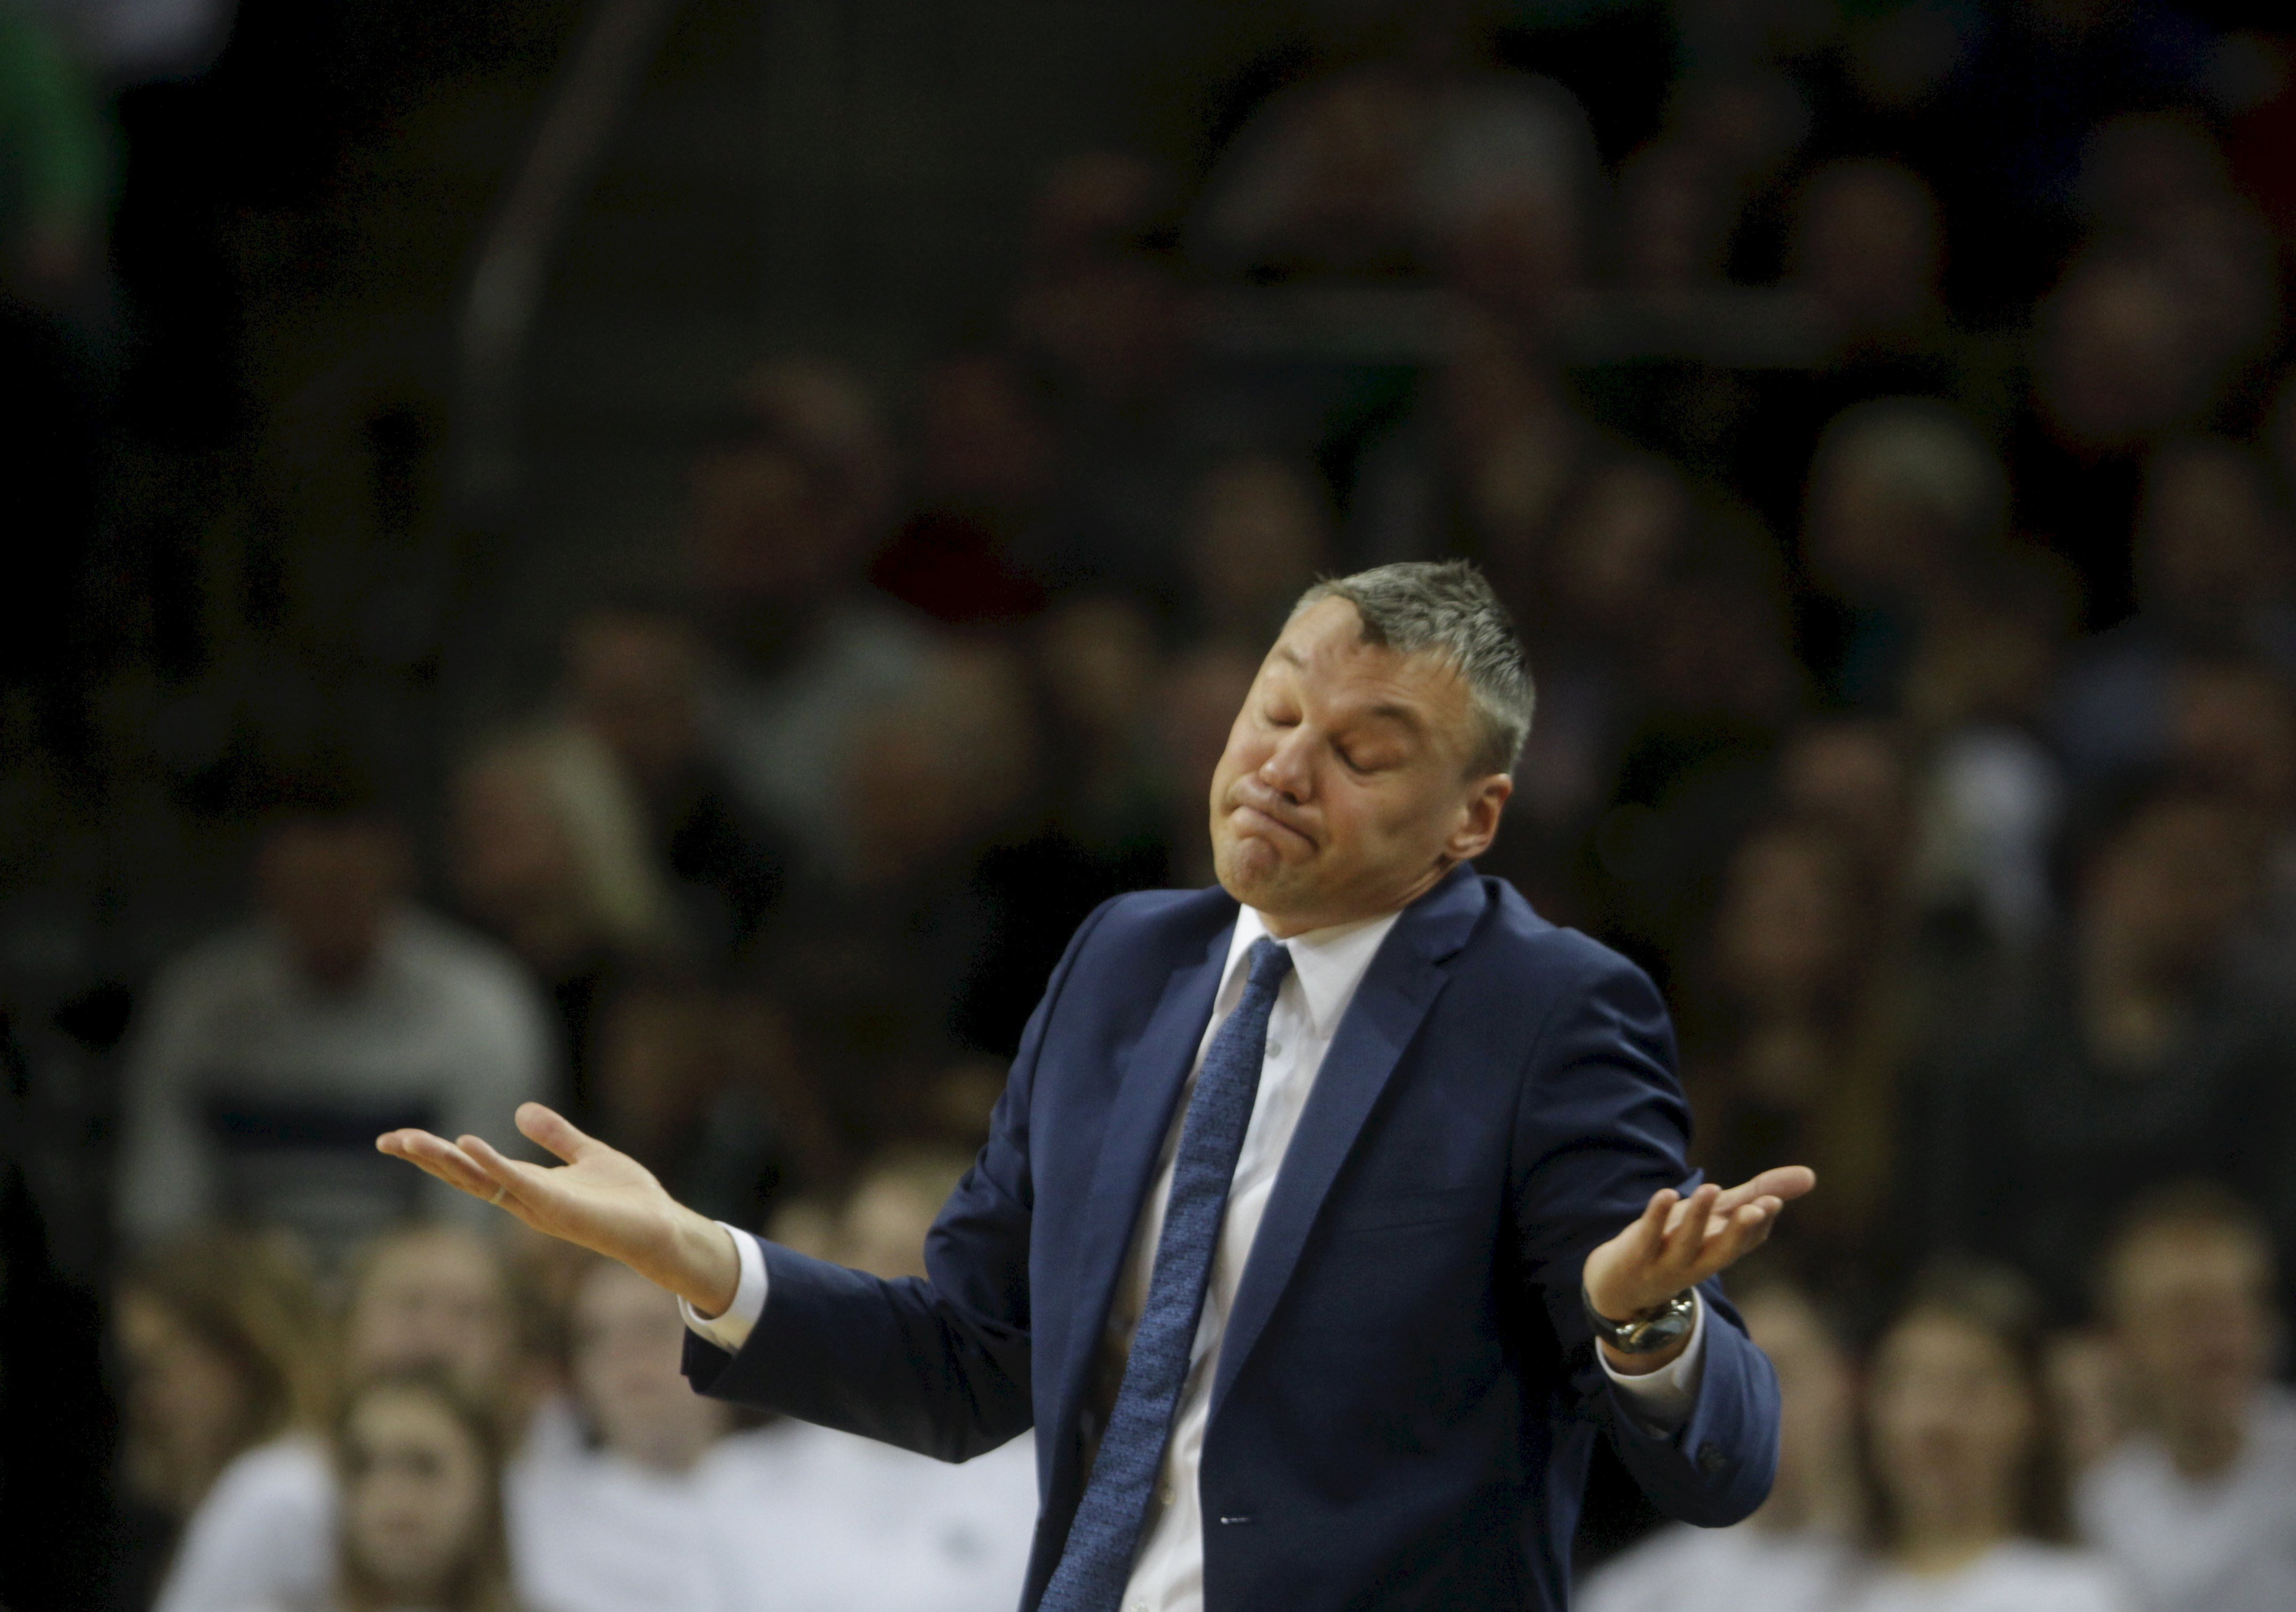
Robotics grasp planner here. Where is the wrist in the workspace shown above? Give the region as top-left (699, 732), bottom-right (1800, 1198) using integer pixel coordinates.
top-left (1584, 1283), bottom-right (1696, 1360)
top-left (662, 1210), bottom-right (742, 1317)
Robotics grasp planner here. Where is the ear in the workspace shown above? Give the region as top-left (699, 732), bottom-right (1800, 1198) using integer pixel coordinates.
top-left (1445, 773), bottom-right (1513, 862)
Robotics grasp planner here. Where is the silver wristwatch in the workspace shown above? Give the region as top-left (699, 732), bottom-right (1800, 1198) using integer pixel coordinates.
top-left (1582, 1285), bottom-right (1696, 1355)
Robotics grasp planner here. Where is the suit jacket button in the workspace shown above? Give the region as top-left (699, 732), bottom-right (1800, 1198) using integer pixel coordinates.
top-left (1696, 1441), bottom-right (1727, 1475)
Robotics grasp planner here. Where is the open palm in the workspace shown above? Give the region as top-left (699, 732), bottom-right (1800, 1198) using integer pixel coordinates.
top-left (377, 1103), bottom-right (738, 1311)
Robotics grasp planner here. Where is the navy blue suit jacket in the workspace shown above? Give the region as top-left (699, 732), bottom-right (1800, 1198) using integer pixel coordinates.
top-left (686, 867), bottom-right (1780, 1610)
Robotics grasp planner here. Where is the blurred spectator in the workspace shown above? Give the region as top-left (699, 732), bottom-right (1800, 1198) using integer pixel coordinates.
top-left (512, 1259), bottom-right (738, 1612)
top-left (1906, 787), bottom-right (2295, 1312)
top-left (1349, 327), bottom-right (1594, 572)
top-left (1682, 820), bottom-right (1897, 1260)
top-left (112, 1230), bottom-right (328, 1612)
top-left (312, 1373), bottom-right (519, 1612)
top-left (1178, 453), bottom-right (1331, 648)
top-left (1799, 397), bottom-right (2010, 712)
top-left (556, 607), bottom-right (790, 962)
top-left (700, 1149), bottom-right (1039, 1612)
top-left (693, 366), bottom-right (944, 877)
top-left (584, 974), bottom-right (797, 1226)
top-left (158, 1222), bottom-right (565, 1612)
top-left (2078, 1185), bottom-right (2296, 1612)
top-left (1790, 159), bottom-right (1946, 356)
top-left (870, 353), bottom-right (1053, 627)
top-left (764, 643), bottom-right (1042, 1156)
top-left (116, 793), bottom-right (553, 1262)
top-left (2053, 439), bottom-right (2296, 790)
top-left (1190, 17), bottom-right (1597, 282)
top-left (1578, 1272), bottom-right (1857, 1612)
top-left (449, 743), bottom-right (680, 1122)
top-left (1846, 1266), bottom-right (2127, 1610)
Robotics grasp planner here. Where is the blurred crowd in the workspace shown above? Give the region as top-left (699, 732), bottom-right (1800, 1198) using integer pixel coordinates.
top-left (9, 0), bottom-right (2296, 1608)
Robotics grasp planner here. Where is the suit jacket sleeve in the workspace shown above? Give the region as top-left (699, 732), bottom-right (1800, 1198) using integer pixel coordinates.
top-left (1507, 945), bottom-right (1779, 1527)
top-left (680, 897), bottom-right (1122, 1461)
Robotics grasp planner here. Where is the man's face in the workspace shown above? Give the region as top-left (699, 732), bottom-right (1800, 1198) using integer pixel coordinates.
top-left (2110, 1224), bottom-right (2274, 1428)
top-left (1208, 598), bottom-right (1510, 934)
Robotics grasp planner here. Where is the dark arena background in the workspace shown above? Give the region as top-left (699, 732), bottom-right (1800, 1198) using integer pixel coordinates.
top-left (4, 0), bottom-right (2295, 1608)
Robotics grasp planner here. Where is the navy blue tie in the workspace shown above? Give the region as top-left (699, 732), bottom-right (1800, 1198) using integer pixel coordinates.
top-left (1040, 935), bottom-right (1296, 1612)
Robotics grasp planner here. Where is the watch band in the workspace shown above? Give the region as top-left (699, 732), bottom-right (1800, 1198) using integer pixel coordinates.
top-left (1582, 1285), bottom-right (1696, 1355)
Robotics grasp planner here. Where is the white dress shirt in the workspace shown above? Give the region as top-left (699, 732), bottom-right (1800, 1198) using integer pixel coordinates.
top-left (687, 905), bottom-right (1706, 1612)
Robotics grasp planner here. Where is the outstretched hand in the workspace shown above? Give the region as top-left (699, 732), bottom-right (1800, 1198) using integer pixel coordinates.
top-left (377, 1103), bottom-right (740, 1315)
top-left (1581, 1165), bottom-right (1816, 1373)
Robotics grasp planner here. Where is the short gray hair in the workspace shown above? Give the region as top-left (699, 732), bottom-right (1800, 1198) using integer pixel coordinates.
top-left (1291, 560), bottom-right (1534, 777)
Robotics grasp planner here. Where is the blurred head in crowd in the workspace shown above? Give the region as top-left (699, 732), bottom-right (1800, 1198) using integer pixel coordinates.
top-left (1805, 399), bottom-right (2006, 610)
top-left (563, 608), bottom-right (706, 801)
top-left (334, 1374), bottom-right (514, 1612)
top-left (1791, 159), bottom-right (1944, 344)
top-left (2134, 438), bottom-right (2292, 635)
top-left (115, 1231), bottom-right (329, 1519)
top-left (2076, 790), bottom-right (2258, 1026)
top-left (257, 803), bottom-right (410, 993)
top-left (691, 426), bottom-right (880, 657)
top-left (448, 748), bottom-right (598, 977)
top-left (2100, 1183), bottom-right (2281, 1479)
top-left (1775, 721), bottom-right (1912, 887)
top-left (1184, 455), bottom-right (1333, 648)
top-left (1038, 595), bottom-right (1159, 755)
top-left (1618, 140), bottom-right (1729, 293)
top-left (913, 353), bottom-right (1056, 520)
top-left (1442, 334), bottom-right (1583, 554)
top-left (844, 644), bottom-right (1039, 888)
top-left (347, 1225), bottom-right (520, 1408)
top-left (1863, 1266), bottom-right (2071, 1559)
top-left (1535, 453), bottom-right (1691, 642)
top-left (1015, 254), bottom-right (1188, 411)
top-left (589, 976), bottom-right (725, 1174)
top-left (1734, 1272), bottom-right (1859, 1535)
top-left (738, 358), bottom-right (897, 538)
top-left (2034, 257), bottom-right (2209, 454)
top-left (1712, 820), bottom-right (1869, 1026)
top-left (1027, 151), bottom-right (1176, 279)
top-left (1208, 563), bottom-right (1524, 933)
top-left (569, 1260), bottom-right (729, 1474)
top-left (2170, 658), bottom-right (2296, 821)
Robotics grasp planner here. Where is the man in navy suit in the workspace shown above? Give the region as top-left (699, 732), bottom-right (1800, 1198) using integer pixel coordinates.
top-left (385, 560), bottom-right (1813, 1611)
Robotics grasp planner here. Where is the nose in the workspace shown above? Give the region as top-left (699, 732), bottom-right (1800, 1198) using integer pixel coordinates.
top-left (1258, 725), bottom-right (1315, 802)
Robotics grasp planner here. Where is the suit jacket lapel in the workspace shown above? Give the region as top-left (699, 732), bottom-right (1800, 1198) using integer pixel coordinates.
top-left (1210, 867), bottom-right (1487, 1416)
top-left (1046, 916), bottom-right (1233, 1464)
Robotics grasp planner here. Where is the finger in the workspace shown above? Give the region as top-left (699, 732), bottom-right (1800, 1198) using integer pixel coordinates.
top-left (516, 1103), bottom-right (599, 1166)
top-left (378, 1130), bottom-right (500, 1201)
top-left (1662, 1183), bottom-right (1719, 1248)
top-left (459, 1133), bottom-right (566, 1206)
top-left (1713, 1165), bottom-right (1817, 1216)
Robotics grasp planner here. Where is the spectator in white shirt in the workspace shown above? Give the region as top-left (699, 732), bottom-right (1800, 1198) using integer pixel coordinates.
top-left (1578, 1270), bottom-right (1858, 1612)
top-left (111, 1231), bottom-right (331, 1611)
top-left (116, 797), bottom-right (554, 1265)
top-left (159, 1223), bottom-right (571, 1612)
top-left (1840, 1265), bottom-right (2135, 1612)
top-left (272, 1372), bottom-right (521, 1612)
top-left (2077, 1184), bottom-right (2296, 1612)
top-left (512, 1259), bottom-right (738, 1612)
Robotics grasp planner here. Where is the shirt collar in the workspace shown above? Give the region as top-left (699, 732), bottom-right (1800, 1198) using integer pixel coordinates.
top-left (1225, 905), bottom-right (1403, 1039)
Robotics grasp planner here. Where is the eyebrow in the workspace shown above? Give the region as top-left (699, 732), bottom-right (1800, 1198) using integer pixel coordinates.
top-left (1364, 703), bottom-right (1425, 734)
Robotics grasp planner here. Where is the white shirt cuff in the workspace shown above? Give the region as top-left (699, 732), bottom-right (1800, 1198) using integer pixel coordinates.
top-left (679, 1224), bottom-right (767, 1351)
top-left (1597, 1290), bottom-right (1707, 1433)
